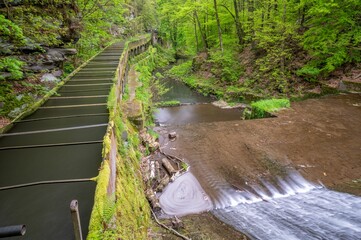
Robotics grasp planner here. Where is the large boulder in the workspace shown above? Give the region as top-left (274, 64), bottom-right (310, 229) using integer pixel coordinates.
top-left (23, 48), bottom-right (75, 73)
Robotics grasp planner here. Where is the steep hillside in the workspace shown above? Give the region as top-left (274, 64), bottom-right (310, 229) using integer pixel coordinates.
top-left (0, 0), bottom-right (157, 128)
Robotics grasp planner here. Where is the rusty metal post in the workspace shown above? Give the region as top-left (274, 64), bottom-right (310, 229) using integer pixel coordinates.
top-left (70, 200), bottom-right (83, 240)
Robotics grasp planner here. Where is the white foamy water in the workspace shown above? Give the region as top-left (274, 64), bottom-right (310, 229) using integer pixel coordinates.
top-left (213, 189), bottom-right (361, 240)
top-left (210, 172), bottom-right (361, 239)
top-left (211, 171), bottom-right (321, 208)
top-left (159, 172), bottom-right (213, 216)
top-left (159, 170), bottom-right (361, 239)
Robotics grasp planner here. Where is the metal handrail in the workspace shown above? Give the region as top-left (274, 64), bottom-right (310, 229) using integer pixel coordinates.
top-left (0, 225), bottom-right (26, 238)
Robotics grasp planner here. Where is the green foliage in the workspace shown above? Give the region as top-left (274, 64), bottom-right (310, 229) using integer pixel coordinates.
top-left (107, 85), bottom-right (117, 111)
top-left (157, 0), bottom-right (361, 97)
top-left (167, 60), bottom-right (192, 77)
top-left (0, 84), bottom-right (36, 117)
top-left (296, 65), bottom-right (321, 82)
top-left (209, 49), bottom-right (242, 83)
top-left (0, 14), bottom-right (25, 45)
top-left (0, 57), bottom-right (25, 80)
top-left (301, 0), bottom-right (361, 75)
top-left (63, 62), bottom-right (75, 75)
top-left (245, 98), bottom-right (290, 119)
top-left (167, 60), bottom-right (223, 97)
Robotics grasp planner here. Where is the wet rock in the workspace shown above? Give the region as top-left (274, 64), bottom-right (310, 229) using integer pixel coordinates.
top-left (168, 131), bottom-right (177, 139)
top-left (41, 73), bottom-right (59, 83)
top-left (23, 48), bottom-right (70, 73)
top-left (18, 42), bottom-right (43, 54)
top-left (121, 130), bottom-right (128, 141)
top-left (0, 42), bottom-right (15, 55)
top-left (124, 99), bottom-right (144, 129)
top-left (45, 49), bottom-right (66, 65)
top-left (52, 70), bottom-right (63, 77)
top-left (57, 48), bottom-right (77, 56)
top-left (25, 65), bottom-right (55, 73)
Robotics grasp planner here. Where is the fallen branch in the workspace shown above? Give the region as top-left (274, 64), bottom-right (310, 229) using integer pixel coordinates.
top-left (162, 158), bottom-right (177, 175)
top-left (151, 209), bottom-right (192, 240)
top-left (160, 150), bottom-right (187, 164)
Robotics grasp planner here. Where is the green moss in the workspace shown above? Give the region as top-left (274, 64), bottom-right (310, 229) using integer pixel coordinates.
top-left (88, 36), bottom-right (152, 240)
top-left (244, 98), bottom-right (291, 119)
top-left (87, 161), bottom-right (112, 239)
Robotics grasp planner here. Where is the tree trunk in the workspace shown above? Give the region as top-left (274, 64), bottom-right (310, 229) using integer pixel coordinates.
top-left (194, 10), bottom-right (208, 50)
top-left (213, 0), bottom-right (223, 52)
top-left (193, 13), bottom-right (199, 52)
top-left (281, 0), bottom-right (287, 73)
top-left (233, 0), bottom-right (244, 46)
top-left (248, 0), bottom-right (255, 46)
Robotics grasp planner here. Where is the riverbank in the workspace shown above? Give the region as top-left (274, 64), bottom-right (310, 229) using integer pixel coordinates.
top-left (166, 58), bottom-right (361, 105)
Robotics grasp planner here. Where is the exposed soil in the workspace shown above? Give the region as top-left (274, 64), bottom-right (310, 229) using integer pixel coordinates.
top-left (154, 93), bottom-right (361, 239)
top-left (152, 213), bottom-right (248, 240)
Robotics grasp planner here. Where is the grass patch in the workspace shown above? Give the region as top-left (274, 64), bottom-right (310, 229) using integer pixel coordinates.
top-left (244, 98), bottom-right (290, 119)
top-left (154, 100), bottom-right (180, 107)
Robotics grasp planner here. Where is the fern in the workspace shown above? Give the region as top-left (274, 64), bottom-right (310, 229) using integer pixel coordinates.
top-left (0, 57), bottom-right (25, 81)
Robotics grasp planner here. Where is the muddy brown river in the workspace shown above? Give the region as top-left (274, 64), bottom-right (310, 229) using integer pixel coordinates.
top-left (154, 71), bottom-right (361, 239)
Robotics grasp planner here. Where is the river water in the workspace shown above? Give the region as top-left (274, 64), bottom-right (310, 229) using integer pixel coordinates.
top-left (154, 69), bottom-right (361, 239)
top-left (153, 73), bottom-right (243, 126)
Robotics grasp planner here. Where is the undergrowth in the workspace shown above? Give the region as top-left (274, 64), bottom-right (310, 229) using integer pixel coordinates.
top-left (244, 98), bottom-right (291, 119)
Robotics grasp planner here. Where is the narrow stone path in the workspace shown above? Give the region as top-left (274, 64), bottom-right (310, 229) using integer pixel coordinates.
top-left (0, 43), bottom-right (124, 239)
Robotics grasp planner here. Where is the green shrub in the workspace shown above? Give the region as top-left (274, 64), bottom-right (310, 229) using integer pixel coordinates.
top-left (167, 60), bottom-right (193, 77)
top-left (245, 98), bottom-right (290, 119)
top-left (0, 14), bottom-right (26, 45)
top-left (0, 57), bottom-right (25, 80)
top-left (209, 50), bottom-right (242, 83)
top-left (296, 65), bottom-right (321, 82)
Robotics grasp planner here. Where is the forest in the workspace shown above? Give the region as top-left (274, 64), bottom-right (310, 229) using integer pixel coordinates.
top-left (1, 0), bottom-right (360, 125)
top-left (158, 0), bottom-right (361, 100)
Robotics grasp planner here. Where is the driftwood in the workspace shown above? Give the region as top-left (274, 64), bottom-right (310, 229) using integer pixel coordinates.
top-left (162, 158), bottom-right (177, 175)
top-left (156, 175), bottom-right (170, 192)
top-left (145, 189), bottom-right (161, 211)
top-left (160, 150), bottom-right (188, 165)
top-left (151, 209), bottom-right (192, 240)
